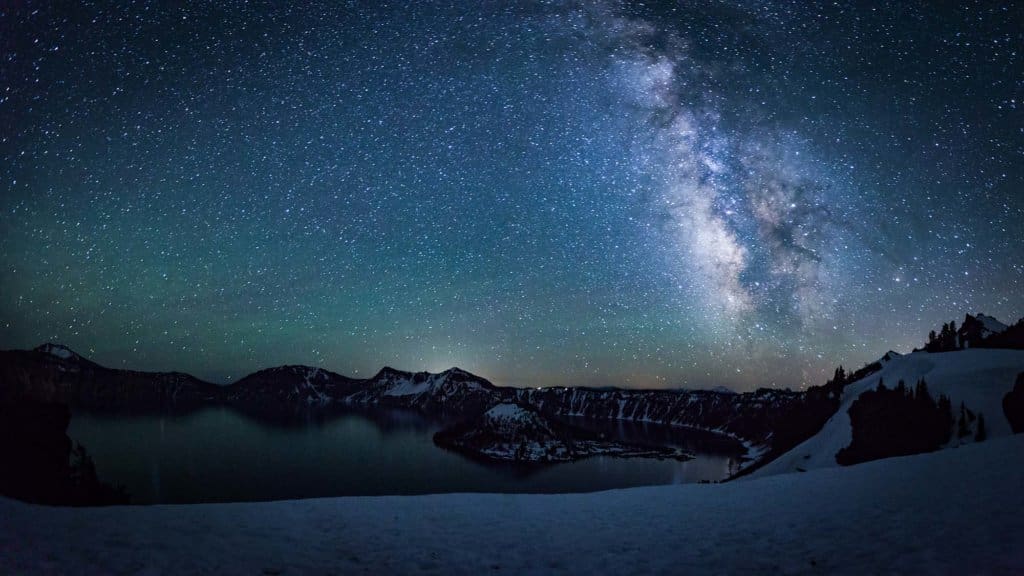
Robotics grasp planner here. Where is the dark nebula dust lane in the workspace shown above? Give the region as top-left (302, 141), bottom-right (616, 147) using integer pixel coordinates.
top-left (1, 1), bottom-right (1021, 389)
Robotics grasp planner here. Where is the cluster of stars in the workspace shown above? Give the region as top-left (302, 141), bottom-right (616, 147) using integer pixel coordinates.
top-left (1, 1), bottom-right (1021, 390)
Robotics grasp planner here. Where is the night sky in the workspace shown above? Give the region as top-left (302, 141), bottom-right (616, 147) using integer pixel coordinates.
top-left (1, 1), bottom-right (1021, 390)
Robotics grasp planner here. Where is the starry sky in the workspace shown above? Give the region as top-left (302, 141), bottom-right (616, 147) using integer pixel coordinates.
top-left (1, 1), bottom-right (1022, 390)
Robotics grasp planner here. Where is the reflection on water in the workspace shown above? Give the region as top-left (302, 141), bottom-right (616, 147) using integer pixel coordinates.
top-left (68, 406), bottom-right (745, 504)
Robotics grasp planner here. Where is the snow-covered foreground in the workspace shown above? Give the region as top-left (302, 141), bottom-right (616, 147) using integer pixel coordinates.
top-left (2, 434), bottom-right (1022, 575)
top-left (751, 349), bottom-right (1024, 478)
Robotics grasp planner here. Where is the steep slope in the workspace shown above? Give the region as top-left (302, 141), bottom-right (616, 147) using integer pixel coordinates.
top-left (749, 348), bottom-right (1024, 478)
top-left (515, 386), bottom-right (808, 446)
top-left (511, 372), bottom-right (871, 469)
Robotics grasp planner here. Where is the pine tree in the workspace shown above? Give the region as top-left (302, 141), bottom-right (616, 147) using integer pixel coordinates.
top-left (828, 365), bottom-right (848, 388)
top-left (919, 380), bottom-right (936, 411)
top-left (938, 394), bottom-right (953, 442)
top-left (975, 413), bottom-right (987, 442)
top-left (958, 402), bottom-right (971, 439)
top-left (933, 321), bottom-right (961, 351)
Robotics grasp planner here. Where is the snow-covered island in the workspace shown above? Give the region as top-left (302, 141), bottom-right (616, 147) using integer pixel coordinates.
top-left (433, 403), bottom-right (693, 463)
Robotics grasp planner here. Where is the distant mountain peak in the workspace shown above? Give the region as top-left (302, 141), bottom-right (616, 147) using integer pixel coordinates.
top-left (957, 313), bottom-right (1011, 349)
top-left (881, 351), bottom-right (901, 362)
top-left (968, 313), bottom-right (1009, 336)
top-left (34, 343), bottom-right (81, 361)
top-left (371, 365), bottom-right (487, 383)
top-left (374, 366), bottom-right (412, 379)
top-left (921, 312), bottom-right (1017, 353)
top-left (253, 365), bottom-right (322, 375)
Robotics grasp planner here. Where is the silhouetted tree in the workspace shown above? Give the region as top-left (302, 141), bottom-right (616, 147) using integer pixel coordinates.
top-left (958, 402), bottom-right (971, 439)
top-left (836, 378), bottom-right (957, 465)
top-left (915, 380), bottom-right (935, 410)
top-left (975, 413), bottom-right (987, 442)
top-left (938, 394), bottom-right (953, 443)
top-left (920, 315), bottom-right (1024, 353)
top-left (1004, 372), bottom-right (1024, 433)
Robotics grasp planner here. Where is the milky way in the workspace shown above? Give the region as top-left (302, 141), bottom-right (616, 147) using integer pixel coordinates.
top-left (1, 1), bottom-right (1022, 390)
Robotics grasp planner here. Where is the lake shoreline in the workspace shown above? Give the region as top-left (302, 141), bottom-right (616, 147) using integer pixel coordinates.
top-left (66, 404), bottom-right (744, 505)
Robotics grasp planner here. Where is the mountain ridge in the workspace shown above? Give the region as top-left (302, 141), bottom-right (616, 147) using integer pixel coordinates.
top-left (5, 311), bottom-right (1023, 472)
top-left (0, 339), bottom-right (872, 470)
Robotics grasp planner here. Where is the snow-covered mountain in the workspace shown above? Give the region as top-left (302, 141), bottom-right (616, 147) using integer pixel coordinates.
top-left (344, 366), bottom-right (500, 416)
top-left (748, 347), bottom-right (1024, 478)
top-left (975, 313), bottom-right (1009, 336)
top-left (35, 343), bottom-right (86, 363)
top-left (924, 312), bottom-right (1023, 352)
top-left (0, 346), bottom-right (500, 417)
top-left (959, 312), bottom-right (1011, 348)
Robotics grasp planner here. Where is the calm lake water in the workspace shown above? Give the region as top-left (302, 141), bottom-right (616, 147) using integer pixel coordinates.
top-left (68, 406), bottom-right (746, 504)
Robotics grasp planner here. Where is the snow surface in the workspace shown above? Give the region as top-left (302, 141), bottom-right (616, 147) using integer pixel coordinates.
top-left (484, 402), bottom-right (532, 420)
top-left (1, 435), bottom-right (1022, 575)
top-left (380, 375), bottom-right (420, 396)
top-left (750, 348), bottom-right (1024, 478)
top-left (381, 372), bottom-right (482, 397)
top-left (299, 367), bottom-right (329, 404)
top-left (40, 343), bottom-right (75, 359)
